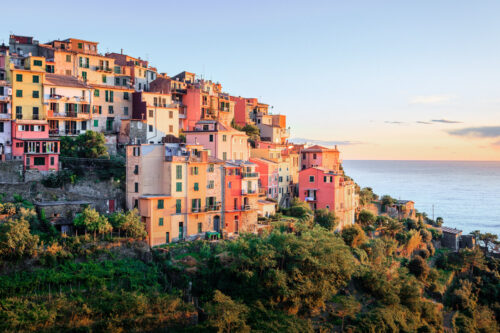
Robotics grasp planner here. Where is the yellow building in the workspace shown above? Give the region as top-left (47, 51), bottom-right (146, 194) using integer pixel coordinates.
top-left (90, 84), bottom-right (133, 133)
top-left (9, 56), bottom-right (46, 120)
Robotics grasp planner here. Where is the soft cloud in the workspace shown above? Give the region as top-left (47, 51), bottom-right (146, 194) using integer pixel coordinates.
top-left (448, 126), bottom-right (500, 138)
top-left (416, 121), bottom-right (432, 125)
top-left (385, 121), bottom-right (406, 125)
top-left (431, 119), bottom-right (462, 124)
top-left (409, 94), bottom-right (454, 105)
top-left (290, 137), bottom-right (363, 146)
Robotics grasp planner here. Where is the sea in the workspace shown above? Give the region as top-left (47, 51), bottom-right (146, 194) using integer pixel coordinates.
top-left (342, 160), bottom-right (500, 236)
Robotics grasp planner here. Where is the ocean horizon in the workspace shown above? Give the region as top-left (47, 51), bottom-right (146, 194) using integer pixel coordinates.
top-left (343, 160), bottom-right (500, 236)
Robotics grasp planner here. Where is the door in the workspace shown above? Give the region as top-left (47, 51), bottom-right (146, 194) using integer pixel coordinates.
top-left (166, 232), bottom-right (170, 244)
top-left (179, 222), bottom-right (184, 240)
top-left (213, 216), bottom-right (220, 232)
top-left (235, 217), bottom-right (239, 234)
top-left (108, 199), bottom-right (115, 213)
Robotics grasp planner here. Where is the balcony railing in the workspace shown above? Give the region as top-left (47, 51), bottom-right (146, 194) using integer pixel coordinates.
top-left (241, 189), bottom-right (257, 195)
top-left (49, 129), bottom-right (81, 136)
top-left (0, 113), bottom-right (11, 120)
top-left (205, 204), bottom-right (221, 212)
top-left (96, 66), bottom-right (112, 72)
top-left (242, 172), bottom-right (259, 178)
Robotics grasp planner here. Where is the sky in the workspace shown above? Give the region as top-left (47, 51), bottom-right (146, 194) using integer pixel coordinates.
top-left (2, 0), bottom-right (500, 160)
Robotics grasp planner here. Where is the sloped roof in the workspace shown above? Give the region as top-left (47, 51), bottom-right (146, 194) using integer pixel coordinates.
top-left (44, 73), bottom-right (91, 89)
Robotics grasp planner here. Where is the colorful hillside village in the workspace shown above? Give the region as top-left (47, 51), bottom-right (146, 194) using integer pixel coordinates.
top-left (0, 35), bottom-right (358, 246)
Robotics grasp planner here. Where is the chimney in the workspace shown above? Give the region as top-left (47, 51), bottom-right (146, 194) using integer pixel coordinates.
top-left (335, 145), bottom-right (337, 150)
top-left (121, 48), bottom-right (123, 55)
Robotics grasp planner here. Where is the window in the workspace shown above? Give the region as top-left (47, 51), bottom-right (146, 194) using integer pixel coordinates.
top-left (198, 223), bottom-right (202, 233)
top-left (16, 90), bottom-right (22, 97)
top-left (134, 182), bottom-right (139, 192)
top-left (176, 165), bottom-right (182, 179)
top-left (16, 74), bottom-right (22, 82)
top-left (32, 75), bottom-right (39, 83)
top-left (222, 135), bottom-right (227, 142)
top-left (228, 181), bottom-right (231, 188)
top-left (81, 121), bottom-right (87, 130)
top-left (166, 232), bottom-right (170, 243)
top-left (66, 55), bottom-right (71, 62)
top-left (309, 176), bottom-right (315, 182)
top-left (207, 180), bottom-right (214, 189)
top-left (94, 120), bottom-right (99, 127)
top-left (124, 92), bottom-right (129, 100)
top-left (148, 125), bottom-right (153, 132)
top-left (234, 198), bottom-right (238, 210)
top-left (149, 109), bottom-right (154, 117)
top-left (324, 176), bottom-right (327, 183)
top-left (33, 107), bottom-right (39, 120)
top-left (66, 70), bottom-right (71, 76)
top-left (102, 75), bottom-right (107, 83)
top-left (176, 199), bottom-right (181, 213)
top-left (209, 134), bottom-right (214, 142)
top-left (34, 157), bottom-right (45, 166)
top-left (16, 106), bottom-right (22, 119)
top-left (50, 157), bottom-right (55, 166)
top-left (32, 90), bottom-right (39, 98)
top-left (33, 60), bottom-right (42, 66)
top-left (169, 125), bottom-right (173, 133)
top-left (94, 89), bottom-right (99, 97)
top-left (0, 122), bottom-right (3, 132)
top-left (194, 183), bottom-right (199, 191)
top-left (159, 217), bottom-right (164, 226)
top-left (82, 71), bottom-right (87, 81)
top-left (208, 164), bottom-right (214, 172)
top-left (115, 77), bottom-right (120, 86)
top-left (176, 182), bottom-right (182, 192)
top-left (78, 42), bottom-right (83, 49)
top-left (109, 91), bottom-right (113, 102)
top-left (133, 147), bottom-right (141, 156)
top-left (124, 106), bottom-right (129, 116)
top-left (192, 166), bottom-right (199, 175)
top-left (222, 152), bottom-right (227, 160)
top-left (108, 105), bottom-right (114, 114)
top-left (169, 110), bottom-right (173, 118)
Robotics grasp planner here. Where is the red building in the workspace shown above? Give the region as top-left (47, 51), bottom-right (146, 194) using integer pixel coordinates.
top-left (223, 161), bottom-right (259, 235)
top-left (11, 120), bottom-right (59, 171)
top-left (250, 157), bottom-right (279, 200)
top-left (301, 145), bottom-right (341, 172)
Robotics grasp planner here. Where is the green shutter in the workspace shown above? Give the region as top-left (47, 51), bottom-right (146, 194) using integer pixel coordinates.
top-left (110, 91), bottom-right (113, 102)
top-left (159, 218), bottom-right (163, 226)
top-left (176, 182), bottom-right (182, 192)
top-left (105, 90), bottom-right (109, 102)
top-left (79, 57), bottom-right (83, 67)
top-left (176, 199), bottom-right (181, 213)
top-left (176, 165), bottom-right (182, 179)
top-left (94, 120), bottom-right (98, 127)
top-left (194, 183), bottom-right (199, 191)
top-left (94, 89), bottom-right (99, 97)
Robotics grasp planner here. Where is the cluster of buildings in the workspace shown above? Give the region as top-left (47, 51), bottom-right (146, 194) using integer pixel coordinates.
top-left (0, 34), bottom-right (358, 246)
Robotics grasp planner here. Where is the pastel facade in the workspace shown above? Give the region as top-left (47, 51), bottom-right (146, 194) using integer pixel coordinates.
top-left (126, 143), bottom-right (225, 246)
top-left (223, 161), bottom-right (259, 235)
top-left (90, 84), bottom-right (133, 133)
top-left (185, 120), bottom-right (250, 161)
top-left (0, 77), bottom-right (12, 158)
top-left (44, 74), bottom-right (92, 136)
top-left (298, 145), bottom-right (355, 229)
top-left (106, 52), bottom-right (157, 91)
top-left (132, 91), bottom-right (179, 143)
top-left (249, 157), bottom-right (279, 199)
top-left (256, 113), bottom-right (290, 144)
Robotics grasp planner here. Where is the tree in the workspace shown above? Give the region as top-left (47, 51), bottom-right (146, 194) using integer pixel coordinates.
top-left (61, 131), bottom-right (109, 158)
top-left (381, 195), bottom-right (396, 207)
top-left (330, 295), bottom-right (361, 332)
top-left (314, 209), bottom-right (338, 231)
top-left (357, 210), bottom-right (376, 227)
top-left (74, 207), bottom-right (111, 239)
top-left (121, 209), bottom-right (147, 238)
top-left (479, 233), bottom-right (498, 252)
top-left (0, 216), bottom-right (39, 260)
top-left (419, 229), bottom-right (432, 243)
top-left (241, 124), bottom-right (260, 141)
top-left (359, 187), bottom-right (378, 206)
top-left (408, 255), bottom-right (429, 280)
top-left (341, 225), bottom-right (367, 247)
top-left (287, 198), bottom-right (313, 222)
top-left (205, 290), bottom-right (250, 333)
top-left (435, 217), bottom-right (444, 227)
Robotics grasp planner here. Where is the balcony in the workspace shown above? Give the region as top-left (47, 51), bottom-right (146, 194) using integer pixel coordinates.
top-left (242, 189), bottom-right (257, 195)
top-left (304, 197), bottom-right (316, 202)
top-left (191, 207), bottom-right (202, 213)
top-left (0, 113), bottom-right (11, 120)
top-left (49, 129), bottom-right (81, 136)
top-left (49, 111), bottom-right (90, 119)
top-left (205, 204), bottom-right (221, 212)
top-left (0, 96), bottom-right (11, 102)
top-left (242, 172), bottom-right (259, 178)
top-left (96, 66), bottom-right (112, 73)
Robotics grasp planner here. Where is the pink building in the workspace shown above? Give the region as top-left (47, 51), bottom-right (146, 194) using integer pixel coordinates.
top-left (11, 120), bottom-right (59, 171)
top-left (301, 145), bottom-right (340, 172)
top-left (250, 157), bottom-right (279, 199)
top-left (185, 120), bottom-right (250, 161)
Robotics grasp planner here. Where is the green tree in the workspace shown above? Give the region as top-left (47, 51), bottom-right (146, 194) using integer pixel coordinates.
top-left (330, 295), bottom-right (361, 332)
top-left (408, 255), bottom-right (429, 280)
top-left (341, 224), bottom-right (367, 247)
top-left (74, 207), bottom-right (111, 239)
top-left (359, 187), bottom-right (378, 206)
top-left (241, 124), bottom-right (260, 141)
top-left (61, 131), bottom-right (109, 158)
top-left (314, 209), bottom-right (338, 231)
top-left (381, 195), bottom-right (396, 207)
top-left (0, 216), bottom-right (39, 260)
top-left (121, 209), bottom-right (147, 238)
top-left (205, 290), bottom-right (250, 333)
top-left (479, 233), bottom-right (498, 252)
top-left (357, 210), bottom-right (376, 227)
top-left (287, 198), bottom-right (313, 222)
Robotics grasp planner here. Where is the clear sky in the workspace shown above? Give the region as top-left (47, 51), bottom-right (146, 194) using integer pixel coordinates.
top-left (2, 0), bottom-right (500, 160)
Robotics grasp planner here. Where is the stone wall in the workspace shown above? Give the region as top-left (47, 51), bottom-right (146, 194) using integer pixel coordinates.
top-left (0, 160), bottom-right (23, 184)
top-left (0, 176), bottom-right (125, 214)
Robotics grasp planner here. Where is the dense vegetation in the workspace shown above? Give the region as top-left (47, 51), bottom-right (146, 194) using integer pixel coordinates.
top-left (0, 195), bottom-right (498, 332)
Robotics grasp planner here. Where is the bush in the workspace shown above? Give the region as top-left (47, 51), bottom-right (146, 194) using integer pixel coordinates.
top-left (408, 255), bottom-right (430, 279)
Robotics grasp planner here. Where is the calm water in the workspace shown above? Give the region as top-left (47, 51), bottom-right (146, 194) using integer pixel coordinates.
top-left (342, 160), bottom-right (500, 236)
